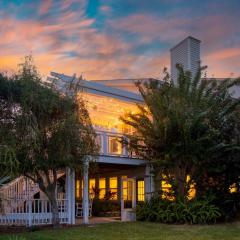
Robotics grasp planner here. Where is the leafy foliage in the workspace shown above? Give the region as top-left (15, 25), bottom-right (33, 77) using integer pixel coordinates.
top-left (92, 199), bottom-right (120, 216)
top-left (121, 65), bottom-right (240, 201)
top-left (136, 196), bottom-right (221, 224)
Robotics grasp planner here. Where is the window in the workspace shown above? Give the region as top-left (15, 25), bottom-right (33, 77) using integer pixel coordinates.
top-left (76, 180), bottom-right (81, 199)
top-left (96, 134), bottom-right (103, 153)
top-left (99, 178), bottom-right (106, 199)
top-left (123, 180), bottom-right (133, 201)
top-left (109, 177), bottom-right (118, 200)
top-left (137, 180), bottom-right (145, 202)
top-left (161, 175), bottom-right (196, 200)
top-left (108, 136), bottom-right (122, 155)
top-left (89, 178), bottom-right (96, 199)
top-left (186, 175), bottom-right (196, 200)
top-left (161, 179), bottom-right (174, 200)
top-left (229, 183), bottom-right (237, 193)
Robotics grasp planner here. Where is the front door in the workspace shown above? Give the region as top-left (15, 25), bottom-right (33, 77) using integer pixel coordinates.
top-left (121, 177), bottom-right (136, 221)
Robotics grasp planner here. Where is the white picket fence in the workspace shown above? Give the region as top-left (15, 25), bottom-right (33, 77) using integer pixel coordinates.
top-left (0, 199), bottom-right (69, 226)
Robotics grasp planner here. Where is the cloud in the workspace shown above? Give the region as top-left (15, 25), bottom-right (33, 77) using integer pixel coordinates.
top-left (100, 5), bottom-right (112, 13)
top-left (0, 0), bottom-right (239, 79)
top-left (39, 0), bottom-right (52, 15)
top-left (109, 14), bottom-right (188, 44)
top-left (204, 48), bottom-right (240, 78)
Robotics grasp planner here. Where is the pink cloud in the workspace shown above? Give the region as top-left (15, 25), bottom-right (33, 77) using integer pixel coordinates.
top-left (204, 48), bottom-right (240, 78)
top-left (39, 0), bottom-right (52, 15)
top-left (100, 5), bottom-right (112, 13)
top-left (205, 48), bottom-right (240, 61)
top-left (0, 7), bottom-right (239, 80)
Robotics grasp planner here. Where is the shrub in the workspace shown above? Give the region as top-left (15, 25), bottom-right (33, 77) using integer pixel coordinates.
top-left (92, 199), bottom-right (120, 216)
top-left (212, 192), bottom-right (240, 222)
top-left (136, 197), bottom-right (221, 224)
top-left (8, 237), bottom-right (26, 240)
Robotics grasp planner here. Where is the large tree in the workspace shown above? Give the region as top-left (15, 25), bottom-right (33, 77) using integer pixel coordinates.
top-left (121, 65), bottom-right (240, 201)
top-left (0, 57), bottom-right (98, 226)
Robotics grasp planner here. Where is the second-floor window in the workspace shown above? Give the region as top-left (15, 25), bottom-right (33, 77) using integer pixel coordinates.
top-left (108, 136), bottom-right (122, 155)
top-left (96, 134), bottom-right (104, 154)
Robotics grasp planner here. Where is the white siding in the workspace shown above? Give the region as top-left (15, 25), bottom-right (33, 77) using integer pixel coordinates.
top-left (171, 37), bottom-right (200, 82)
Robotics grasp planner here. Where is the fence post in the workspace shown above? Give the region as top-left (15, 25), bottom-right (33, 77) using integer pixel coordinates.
top-left (27, 200), bottom-right (32, 227)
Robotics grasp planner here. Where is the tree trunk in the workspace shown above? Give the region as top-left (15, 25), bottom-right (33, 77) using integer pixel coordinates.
top-left (37, 182), bottom-right (60, 228)
top-left (50, 195), bottom-right (60, 228)
top-left (175, 166), bottom-right (187, 201)
top-left (25, 173), bottom-right (60, 228)
top-left (45, 187), bottom-right (60, 228)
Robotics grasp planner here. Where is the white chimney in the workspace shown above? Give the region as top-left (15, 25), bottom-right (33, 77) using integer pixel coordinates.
top-left (170, 36), bottom-right (201, 82)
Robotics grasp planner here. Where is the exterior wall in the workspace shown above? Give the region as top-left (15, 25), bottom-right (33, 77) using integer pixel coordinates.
top-left (171, 36), bottom-right (200, 82)
top-left (190, 38), bottom-right (201, 78)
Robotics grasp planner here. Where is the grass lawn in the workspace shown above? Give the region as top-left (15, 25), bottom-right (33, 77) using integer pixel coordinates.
top-left (1, 222), bottom-right (240, 240)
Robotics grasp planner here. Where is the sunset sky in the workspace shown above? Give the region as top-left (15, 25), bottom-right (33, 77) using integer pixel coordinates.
top-left (0, 0), bottom-right (239, 80)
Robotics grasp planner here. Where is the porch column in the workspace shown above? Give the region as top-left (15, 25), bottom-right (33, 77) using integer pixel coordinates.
top-left (82, 159), bottom-right (89, 224)
top-left (66, 168), bottom-right (75, 224)
top-left (144, 164), bottom-right (154, 201)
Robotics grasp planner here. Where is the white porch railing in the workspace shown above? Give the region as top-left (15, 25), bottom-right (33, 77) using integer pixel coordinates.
top-left (0, 199), bottom-right (68, 226)
top-left (0, 171), bottom-right (66, 213)
top-left (0, 176), bottom-right (39, 202)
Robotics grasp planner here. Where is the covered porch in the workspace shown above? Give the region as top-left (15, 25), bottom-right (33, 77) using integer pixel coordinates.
top-left (0, 161), bottom-right (154, 226)
top-left (75, 160), bottom-right (154, 224)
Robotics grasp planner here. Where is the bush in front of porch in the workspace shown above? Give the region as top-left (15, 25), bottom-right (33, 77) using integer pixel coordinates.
top-left (92, 199), bottom-right (133, 217)
top-left (92, 199), bottom-right (120, 217)
top-left (136, 196), bottom-right (221, 224)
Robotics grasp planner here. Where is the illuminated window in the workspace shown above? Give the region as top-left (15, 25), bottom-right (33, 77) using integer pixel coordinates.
top-left (137, 180), bottom-right (145, 201)
top-left (123, 179), bottom-right (133, 201)
top-left (123, 180), bottom-right (128, 200)
top-left (89, 179), bottom-right (96, 199)
top-left (76, 180), bottom-right (81, 199)
top-left (161, 175), bottom-right (196, 200)
top-left (161, 179), bottom-right (174, 200)
top-left (108, 136), bottom-right (122, 155)
top-left (99, 178), bottom-right (106, 199)
top-left (109, 177), bottom-right (118, 200)
top-left (186, 175), bottom-right (196, 200)
top-left (96, 134), bottom-right (103, 153)
top-left (229, 183), bottom-right (237, 193)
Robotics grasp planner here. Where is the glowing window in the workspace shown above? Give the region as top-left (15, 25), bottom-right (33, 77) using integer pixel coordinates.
top-left (89, 179), bottom-right (96, 199)
top-left (99, 178), bottom-right (106, 199)
top-left (161, 180), bottom-right (174, 200)
top-left (76, 180), bottom-right (80, 199)
top-left (123, 179), bottom-right (133, 201)
top-left (108, 137), bottom-right (122, 155)
top-left (229, 183), bottom-right (237, 193)
top-left (109, 177), bottom-right (118, 200)
top-left (137, 180), bottom-right (145, 201)
top-left (186, 175), bottom-right (196, 200)
top-left (161, 175), bottom-right (196, 200)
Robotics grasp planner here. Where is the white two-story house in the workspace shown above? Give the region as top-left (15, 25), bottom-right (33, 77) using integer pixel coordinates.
top-left (0, 36), bottom-right (239, 227)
